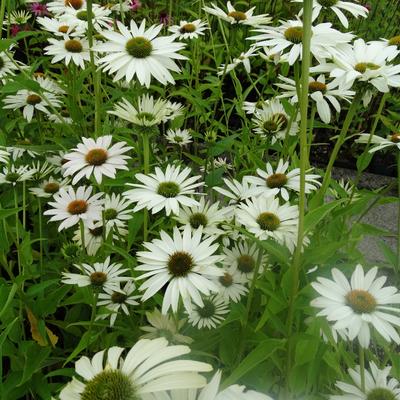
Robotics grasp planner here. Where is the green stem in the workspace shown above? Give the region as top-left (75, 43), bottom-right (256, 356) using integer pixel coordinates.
top-left (0, 0), bottom-right (6, 39)
top-left (359, 346), bottom-right (366, 393)
top-left (22, 181), bottom-right (26, 230)
top-left (284, 1), bottom-right (313, 397)
top-left (80, 219), bottom-right (86, 255)
top-left (38, 198), bottom-right (43, 278)
top-left (397, 152), bottom-right (400, 271)
top-left (143, 132), bottom-right (150, 241)
top-left (315, 92), bottom-right (362, 206)
top-left (14, 188), bottom-right (21, 275)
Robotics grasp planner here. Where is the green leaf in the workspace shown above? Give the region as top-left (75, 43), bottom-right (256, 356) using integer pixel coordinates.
top-left (0, 283), bottom-right (18, 319)
top-left (0, 207), bottom-right (22, 220)
top-left (64, 331), bottom-right (102, 366)
top-left (304, 199), bottom-right (345, 234)
top-left (19, 342), bottom-right (51, 386)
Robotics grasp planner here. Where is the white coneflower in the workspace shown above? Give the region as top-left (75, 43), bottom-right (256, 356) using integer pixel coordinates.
top-left (331, 362), bottom-right (400, 399)
top-left (214, 267), bottom-right (248, 303)
top-left (59, 338), bottom-right (212, 400)
top-left (0, 165), bottom-right (36, 186)
top-left (136, 226), bottom-right (223, 314)
top-left (276, 74), bottom-right (355, 123)
top-left (97, 281), bottom-right (140, 327)
top-left (218, 47), bottom-right (258, 75)
top-left (5, 10), bottom-right (31, 25)
top-left (311, 264), bottom-right (400, 348)
top-left (37, 16), bottom-right (78, 37)
top-left (252, 99), bottom-right (299, 143)
top-left (62, 135), bottom-right (132, 184)
top-left (356, 132), bottom-right (400, 153)
top-left (213, 177), bottom-right (260, 204)
top-left (109, 94), bottom-right (183, 127)
top-left (187, 295), bottom-right (229, 329)
top-left (44, 186), bottom-right (103, 231)
top-left (72, 222), bottom-right (107, 256)
top-left (93, 19), bottom-right (187, 87)
top-left (103, 193), bottom-right (133, 236)
top-left (124, 164), bottom-right (203, 216)
top-left (165, 128), bottom-right (193, 146)
top-left (169, 19), bottom-right (208, 40)
top-left (245, 159), bottom-right (321, 201)
top-left (7, 141), bottom-right (40, 161)
top-left (236, 195), bottom-right (299, 252)
top-left (248, 20), bottom-right (354, 65)
top-left (174, 197), bottom-right (233, 237)
top-left (0, 51), bottom-right (22, 79)
top-left (0, 148), bottom-right (9, 164)
top-left (61, 256), bottom-right (132, 291)
top-left (44, 36), bottom-right (91, 69)
top-left (204, 1), bottom-right (272, 27)
top-left (3, 79), bottom-right (62, 122)
top-left (139, 308), bottom-right (193, 344)
top-left (292, 0), bottom-right (369, 29)
top-left (48, 108), bottom-right (73, 124)
top-left (47, 0), bottom-right (86, 15)
top-left (221, 241), bottom-right (267, 281)
top-left (29, 176), bottom-right (70, 198)
top-left (243, 99), bottom-right (269, 115)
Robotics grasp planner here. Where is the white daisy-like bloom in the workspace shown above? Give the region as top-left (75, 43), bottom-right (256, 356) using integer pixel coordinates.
top-left (312, 39), bottom-right (400, 94)
top-left (136, 226), bottom-right (223, 314)
top-left (46, 150), bottom-right (67, 174)
top-left (331, 362), bottom-right (400, 400)
top-left (59, 338), bottom-right (213, 400)
top-left (30, 160), bottom-right (56, 181)
top-left (35, 75), bottom-right (65, 95)
top-left (204, 1), bottom-right (272, 27)
top-left (44, 186), bottom-right (103, 231)
top-left (214, 267), bottom-right (248, 303)
top-left (213, 177), bottom-right (260, 204)
top-left (5, 10), bottom-right (31, 25)
top-left (200, 157), bottom-right (234, 173)
top-left (245, 159), bottom-right (321, 201)
top-left (243, 100), bottom-right (269, 115)
top-left (0, 148), bottom-right (10, 164)
top-left (103, 193), bottom-right (133, 236)
top-left (187, 295), bottom-right (229, 330)
top-left (174, 197), bottom-right (233, 237)
top-left (0, 51), bottom-right (22, 79)
top-left (2, 79), bottom-right (62, 122)
top-left (252, 99), bottom-right (299, 143)
top-left (93, 19), bottom-right (187, 87)
top-left (48, 108), bottom-right (74, 124)
top-left (293, 0), bottom-right (369, 29)
top-left (61, 256), bottom-right (131, 291)
top-left (109, 95), bottom-right (182, 127)
top-left (221, 241), bottom-right (267, 282)
top-left (47, 0), bottom-right (86, 15)
top-left (140, 308), bottom-right (193, 345)
top-left (143, 370), bottom-right (275, 400)
top-left (236, 196), bottom-right (299, 252)
top-left (218, 47), bottom-right (258, 76)
top-left (356, 133), bottom-right (400, 153)
top-left (72, 221), bottom-right (108, 256)
top-left (6, 143), bottom-right (39, 161)
top-left (311, 264), bottom-right (400, 348)
top-left (0, 165), bottom-right (36, 186)
top-left (248, 20), bottom-right (354, 65)
top-left (62, 135), bottom-right (132, 184)
top-left (29, 176), bottom-right (70, 198)
top-left (165, 128), bottom-right (193, 146)
top-left (276, 74), bottom-right (355, 124)
top-left (124, 164), bottom-right (203, 216)
top-left (169, 19), bottom-right (208, 40)
top-left (59, 4), bottom-right (112, 36)
top-left (44, 35), bottom-right (91, 69)
top-left (97, 281), bottom-right (140, 327)
top-left (37, 16), bottom-right (78, 37)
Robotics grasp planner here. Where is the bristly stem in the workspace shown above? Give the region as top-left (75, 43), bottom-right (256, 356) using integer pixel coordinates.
top-left (284, 0), bottom-right (313, 397)
top-left (359, 345), bottom-right (366, 392)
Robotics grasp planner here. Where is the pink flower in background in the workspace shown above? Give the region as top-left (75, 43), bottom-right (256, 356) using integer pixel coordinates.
top-left (29, 2), bottom-right (49, 16)
top-left (159, 10), bottom-right (171, 25)
top-left (129, 0), bottom-right (141, 11)
top-left (363, 3), bottom-right (371, 11)
top-left (10, 24), bottom-right (21, 36)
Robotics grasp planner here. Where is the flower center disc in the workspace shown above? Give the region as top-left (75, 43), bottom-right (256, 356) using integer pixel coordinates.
top-left (58, 25), bottom-right (70, 33)
top-left (318, 0), bottom-right (338, 6)
top-left (26, 94), bottom-right (42, 105)
top-left (257, 212), bottom-right (281, 231)
top-left (345, 289), bottom-right (377, 314)
top-left (89, 226), bottom-right (104, 237)
top-left (5, 172), bottom-right (20, 182)
top-left (136, 112), bottom-right (155, 122)
top-left (173, 135), bottom-right (183, 143)
top-left (309, 81), bottom-right (327, 93)
top-left (167, 251), bottom-right (193, 277)
top-left (81, 369), bottom-right (138, 400)
top-left (111, 291), bottom-right (128, 304)
top-left (180, 23), bottom-right (196, 33)
top-left (263, 120), bottom-right (278, 133)
top-left (266, 173), bottom-right (288, 189)
top-left (104, 208), bottom-right (118, 220)
top-left (219, 272), bottom-right (233, 287)
top-left (284, 27), bottom-right (303, 44)
top-left (390, 133), bottom-right (400, 143)
top-left (85, 148), bottom-right (108, 166)
top-left (197, 299), bottom-right (216, 318)
top-left (388, 35), bottom-right (400, 46)
top-left (67, 199), bottom-right (88, 215)
top-left (354, 62), bottom-right (380, 73)
top-left (157, 181), bottom-right (180, 198)
top-left (125, 36), bottom-right (153, 58)
top-left (189, 212), bottom-right (208, 229)
top-left (90, 271), bottom-right (107, 286)
top-left (65, 39), bottom-right (83, 53)
top-left (44, 182), bottom-right (60, 193)
top-left (227, 10), bottom-right (247, 21)
top-left (61, 109), bottom-right (70, 117)
top-left (366, 388), bottom-right (396, 400)
top-left (65, 0), bottom-right (83, 10)
top-left (76, 10), bottom-right (88, 20)
top-left (237, 254), bottom-right (255, 273)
